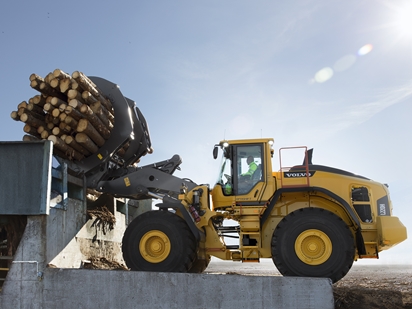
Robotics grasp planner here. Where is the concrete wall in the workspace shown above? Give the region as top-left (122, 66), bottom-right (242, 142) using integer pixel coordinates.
top-left (1, 266), bottom-right (334, 309)
top-left (0, 197), bottom-right (334, 309)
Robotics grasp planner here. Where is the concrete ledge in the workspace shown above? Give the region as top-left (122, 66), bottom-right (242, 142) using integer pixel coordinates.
top-left (1, 266), bottom-right (334, 309)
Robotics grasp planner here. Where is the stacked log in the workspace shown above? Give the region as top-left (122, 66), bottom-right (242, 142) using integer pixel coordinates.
top-left (11, 69), bottom-right (115, 161)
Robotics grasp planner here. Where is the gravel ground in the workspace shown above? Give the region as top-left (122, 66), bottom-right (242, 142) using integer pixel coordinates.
top-left (205, 260), bottom-right (412, 309)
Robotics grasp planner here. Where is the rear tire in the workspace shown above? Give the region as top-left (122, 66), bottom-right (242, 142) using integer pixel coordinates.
top-left (188, 254), bottom-right (211, 273)
top-left (271, 208), bottom-right (355, 283)
top-left (122, 210), bottom-right (197, 272)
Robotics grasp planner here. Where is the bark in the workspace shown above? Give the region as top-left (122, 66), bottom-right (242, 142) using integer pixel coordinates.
top-left (23, 124), bottom-right (41, 138)
top-left (51, 97), bottom-right (66, 107)
top-left (29, 73), bottom-right (44, 83)
top-left (64, 115), bottom-right (79, 130)
top-left (64, 105), bottom-right (84, 121)
top-left (75, 133), bottom-right (99, 153)
top-left (23, 134), bottom-right (40, 142)
top-left (72, 71), bottom-right (113, 111)
top-left (90, 101), bottom-right (113, 130)
top-left (53, 69), bottom-right (71, 80)
top-left (65, 135), bottom-right (91, 156)
top-left (80, 104), bottom-right (111, 139)
top-left (32, 95), bottom-right (47, 107)
top-left (20, 110), bottom-right (46, 122)
top-left (48, 135), bottom-right (84, 161)
top-left (76, 119), bottom-right (105, 147)
top-left (82, 91), bottom-right (99, 105)
top-left (17, 101), bottom-right (28, 109)
top-left (27, 103), bottom-right (45, 116)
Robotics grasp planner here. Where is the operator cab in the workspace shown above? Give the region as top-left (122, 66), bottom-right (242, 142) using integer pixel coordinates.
top-left (212, 138), bottom-right (275, 208)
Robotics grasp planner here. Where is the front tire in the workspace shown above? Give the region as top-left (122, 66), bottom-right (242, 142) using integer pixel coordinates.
top-left (122, 210), bottom-right (197, 272)
top-left (271, 208), bottom-right (355, 283)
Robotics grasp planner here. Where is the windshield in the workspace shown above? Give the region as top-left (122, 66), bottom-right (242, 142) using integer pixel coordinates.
top-left (216, 152), bottom-right (233, 195)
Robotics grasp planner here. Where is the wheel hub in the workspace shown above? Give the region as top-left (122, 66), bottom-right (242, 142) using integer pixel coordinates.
top-left (295, 229), bottom-right (332, 265)
top-left (139, 230), bottom-right (171, 263)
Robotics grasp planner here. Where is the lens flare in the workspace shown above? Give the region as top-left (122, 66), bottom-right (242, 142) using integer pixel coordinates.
top-left (314, 67), bottom-right (334, 83)
top-left (358, 44), bottom-right (373, 56)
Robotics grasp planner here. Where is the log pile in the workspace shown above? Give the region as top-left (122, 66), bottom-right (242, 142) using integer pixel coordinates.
top-left (11, 69), bottom-right (115, 161)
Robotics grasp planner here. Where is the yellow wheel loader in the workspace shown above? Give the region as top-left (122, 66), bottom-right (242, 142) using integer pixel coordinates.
top-left (56, 77), bottom-right (407, 283)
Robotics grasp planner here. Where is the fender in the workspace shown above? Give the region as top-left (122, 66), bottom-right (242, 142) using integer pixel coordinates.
top-left (260, 186), bottom-right (366, 255)
top-left (156, 196), bottom-right (203, 242)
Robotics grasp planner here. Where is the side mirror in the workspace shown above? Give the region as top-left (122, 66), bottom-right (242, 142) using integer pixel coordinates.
top-left (213, 146), bottom-right (218, 159)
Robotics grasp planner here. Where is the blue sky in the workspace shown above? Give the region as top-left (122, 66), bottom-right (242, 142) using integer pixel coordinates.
top-left (1, 0), bottom-right (411, 264)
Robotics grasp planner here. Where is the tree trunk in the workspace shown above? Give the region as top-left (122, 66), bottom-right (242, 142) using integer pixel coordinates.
top-left (65, 135), bottom-right (91, 156)
top-left (48, 135), bottom-right (84, 161)
top-left (75, 133), bottom-right (99, 153)
top-left (76, 119), bottom-right (105, 147)
top-left (80, 104), bottom-right (111, 139)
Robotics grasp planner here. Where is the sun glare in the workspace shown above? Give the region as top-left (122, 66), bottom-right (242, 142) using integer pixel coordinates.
top-left (397, 3), bottom-right (412, 38)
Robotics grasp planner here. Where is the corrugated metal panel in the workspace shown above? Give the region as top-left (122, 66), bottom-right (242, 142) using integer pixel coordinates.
top-left (0, 141), bottom-right (52, 215)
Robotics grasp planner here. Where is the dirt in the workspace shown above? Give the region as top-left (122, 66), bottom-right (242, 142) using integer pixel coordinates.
top-left (333, 265), bottom-right (412, 309)
top-left (206, 261), bottom-right (412, 309)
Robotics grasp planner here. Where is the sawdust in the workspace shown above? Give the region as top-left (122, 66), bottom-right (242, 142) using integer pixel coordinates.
top-left (87, 206), bottom-right (116, 242)
top-left (83, 257), bottom-right (129, 271)
top-left (333, 266), bottom-right (412, 309)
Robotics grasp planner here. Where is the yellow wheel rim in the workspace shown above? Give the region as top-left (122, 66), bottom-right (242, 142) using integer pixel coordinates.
top-left (295, 229), bottom-right (332, 265)
top-left (139, 230), bottom-right (171, 263)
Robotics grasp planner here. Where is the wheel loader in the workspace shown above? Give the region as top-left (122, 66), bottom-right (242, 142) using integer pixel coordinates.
top-left (59, 76), bottom-right (407, 283)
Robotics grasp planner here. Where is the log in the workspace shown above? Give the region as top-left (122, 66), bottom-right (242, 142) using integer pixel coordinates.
top-left (52, 127), bottom-right (63, 137)
top-left (64, 105), bottom-right (84, 121)
top-left (90, 101), bottom-right (113, 130)
top-left (75, 133), bottom-right (99, 153)
top-left (51, 108), bottom-right (60, 118)
top-left (48, 135), bottom-right (84, 161)
top-left (51, 97), bottom-right (66, 107)
top-left (65, 135), bottom-right (91, 156)
top-left (23, 124), bottom-right (41, 138)
top-left (43, 103), bottom-right (55, 113)
top-left (10, 111), bottom-right (19, 121)
top-left (39, 82), bottom-right (66, 100)
top-left (44, 72), bottom-right (54, 84)
top-left (64, 115), bottom-right (79, 130)
top-left (37, 125), bottom-right (51, 136)
top-left (72, 71), bottom-right (113, 111)
top-left (40, 130), bottom-right (50, 139)
top-left (53, 69), bottom-right (71, 80)
top-left (29, 73), bottom-right (44, 83)
top-left (68, 99), bottom-right (84, 110)
top-left (59, 113), bottom-right (67, 122)
top-left (23, 134), bottom-right (40, 142)
top-left (30, 80), bottom-right (41, 92)
top-left (59, 78), bottom-right (75, 94)
top-left (81, 91), bottom-right (99, 105)
top-left (19, 109), bottom-right (45, 121)
top-left (80, 104), bottom-right (111, 139)
top-left (18, 101), bottom-right (28, 109)
top-left (50, 78), bottom-right (59, 89)
top-left (17, 107), bottom-right (26, 117)
top-left (76, 119), bottom-right (105, 147)
top-left (58, 103), bottom-right (67, 113)
top-left (58, 122), bottom-right (72, 134)
top-left (67, 89), bottom-right (85, 103)
top-left (27, 103), bottom-right (45, 116)
top-left (32, 95), bottom-right (46, 107)
top-left (47, 122), bottom-right (55, 130)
